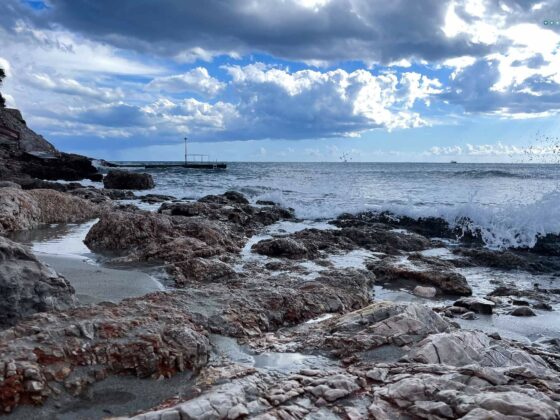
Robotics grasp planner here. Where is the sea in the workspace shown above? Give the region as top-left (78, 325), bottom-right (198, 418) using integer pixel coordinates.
top-left (103, 162), bottom-right (560, 251)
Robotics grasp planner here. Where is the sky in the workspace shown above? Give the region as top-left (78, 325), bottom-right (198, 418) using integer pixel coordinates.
top-left (1, 0), bottom-right (560, 162)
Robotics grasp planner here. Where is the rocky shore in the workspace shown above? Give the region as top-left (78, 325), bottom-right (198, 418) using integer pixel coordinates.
top-left (0, 177), bottom-right (559, 418)
top-left (0, 109), bottom-right (559, 419)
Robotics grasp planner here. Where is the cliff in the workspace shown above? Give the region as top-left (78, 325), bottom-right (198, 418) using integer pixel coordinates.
top-left (0, 107), bottom-right (102, 182)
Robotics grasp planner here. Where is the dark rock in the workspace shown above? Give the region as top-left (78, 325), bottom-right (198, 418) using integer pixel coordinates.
top-left (252, 237), bottom-right (310, 259)
top-left (533, 302), bottom-right (553, 311)
top-left (103, 170), bottom-right (155, 190)
top-left (18, 178), bottom-right (83, 192)
top-left (533, 233), bottom-right (560, 256)
top-left (453, 247), bottom-right (529, 270)
top-left (199, 190), bottom-right (249, 205)
top-left (256, 200), bottom-right (278, 206)
top-left (510, 306), bottom-right (537, 317)
top-left (512, 299), bottom-right (530, 306)
top-left (369, 258), bottom-right (472, 296)
top-left (454, 297), bottom-right (495, 314)
top-left (20, 152), bottom-right (101, 182)
top-left (0, 236), bottom-right (75, 328)
top-left (139, 194), bottom-right (176, 204)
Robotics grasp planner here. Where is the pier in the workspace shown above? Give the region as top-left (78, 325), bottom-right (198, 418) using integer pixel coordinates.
top-left (110, 138), bottom-right (226, 169)
top-left (111, 160), bottom-right (227, 169)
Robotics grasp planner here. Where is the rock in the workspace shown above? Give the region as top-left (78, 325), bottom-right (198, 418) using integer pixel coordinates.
top-left (256, 200), bottom-right (278, 206)
top-left (199, 191), bottom-right (249, 205)
top-left (268, 301), bottom-right (452, 358)
top-left (0, 188), bottom-right (99, 234)
top-left (370, 257), bottom-right (472, 296)
top-left (0, 291), bottom-right (210, 412)
top-left (454, 297), bottom-right (495, 314)
top-left (453, 247), bottom-right (529, 270)
top-left (172, 257), bottom-right (236, 285)
top-left (533, 233), bottom-right (560, 256)
top-left (413, 286), bottom-right (437, 298)
top-left (139, 194), bottom-right (176, 204)
top-left (0, 187), bottom-right (41, 233)
top-left (461, 311), bottom-right (477, 320)
top-left (533, 302), bottom-right (553, 311)
top-left (406, 330), bottom-right (548, 370)
top-left (512, 299), bottom-right (530, 306)
top-left (0, 236), bottom-right (75, 328)
top-left (27, 189), bottom-right (100, 224)
top-left (0, 181), bottom-right (20, 189)
top-left (0, 108), bottom-right (102, 182)
top-left (22, 152), bottom-right (102, 182)
top-left (252, 237), bottom-right (310, 259)
top-left (510, 306), bottom-right (537, 317)
top-left (103, 170), bottom-right (155, 190)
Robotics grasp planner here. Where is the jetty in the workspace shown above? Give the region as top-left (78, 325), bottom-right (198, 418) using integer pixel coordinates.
top-left (110, 137), bottom-right (227, 169)
top-left (110, 158), bottom-right (227, 170)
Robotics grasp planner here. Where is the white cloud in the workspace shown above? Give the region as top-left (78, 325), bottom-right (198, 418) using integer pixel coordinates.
top-left (224, 64), bottom-right (441, 137)
top-left (9, 21), bottom-right (162, 76)
top-left (147, 67), bottom-right (225, 97)
top-left (28, 73), bottom-right (123, 101)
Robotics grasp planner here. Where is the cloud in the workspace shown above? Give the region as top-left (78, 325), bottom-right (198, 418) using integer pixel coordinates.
top-left (6, 0), bottom-right (498, 65)
top-left (28, 73), bottom-right (123, 101)
top-left (147, 67), bottom-right (225, 97)
top-left (223, 64), bottom-right (440, 138)
top-left (25, 65), bottom-right (443, 143)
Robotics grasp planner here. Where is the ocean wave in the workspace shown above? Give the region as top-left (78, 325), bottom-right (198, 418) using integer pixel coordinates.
top-left (450, 170), bottom-right (528, 179)
top-left (257, 189), bottom-right (560, 250)
top-left (378, 190), bottom-right (560, 250)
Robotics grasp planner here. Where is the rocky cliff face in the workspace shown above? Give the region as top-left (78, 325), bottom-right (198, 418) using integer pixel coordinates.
top-left (0, 107), bottom-right (102, 182)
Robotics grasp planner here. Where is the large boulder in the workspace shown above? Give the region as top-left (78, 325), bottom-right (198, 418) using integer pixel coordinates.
top-left (0, 236), bottom-right (75, 328)
top-left (103, 170), bottom-right (154, 190)
top-left (0, 188), bottom-right (100, 234)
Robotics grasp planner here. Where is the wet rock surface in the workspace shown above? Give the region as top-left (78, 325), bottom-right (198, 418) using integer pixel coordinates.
top-left (126, 304), bottom-right (560, 420)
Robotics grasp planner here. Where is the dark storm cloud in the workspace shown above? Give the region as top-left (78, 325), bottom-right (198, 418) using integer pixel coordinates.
top-left (3, 0), bottom-right (499, 64)
top-left (444, 58), bottom-right (560, 115)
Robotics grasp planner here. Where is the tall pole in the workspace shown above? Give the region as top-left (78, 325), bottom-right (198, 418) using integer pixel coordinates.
top-left (184, 137), bottom-right (187, 165)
